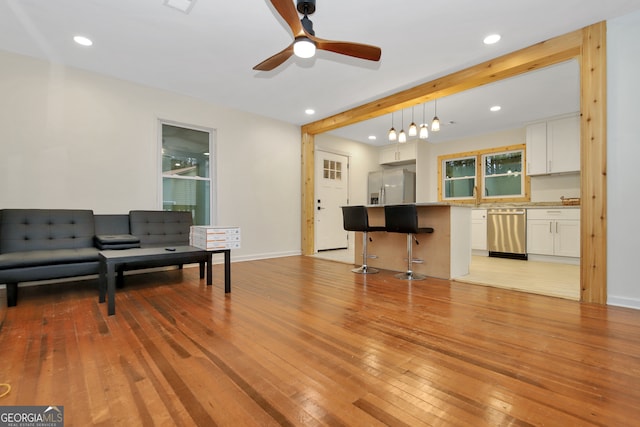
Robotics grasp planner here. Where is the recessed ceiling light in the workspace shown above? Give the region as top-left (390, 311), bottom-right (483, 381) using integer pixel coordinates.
top-left (305, 109), bottom-right (315, 115)
top-left (73, 35), bottom-right (93, 46)
top-left (490, 105), bottom-right (502, 112)
top-left (368, 135), bottom-right (377, 140)
top-left (483, 34), bottom-right (501, 45)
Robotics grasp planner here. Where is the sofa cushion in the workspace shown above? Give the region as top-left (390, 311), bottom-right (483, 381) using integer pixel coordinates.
top-left (0, 209), bottom-right (95, 253)
top-left (0, 248), bottom-right (100, 270)
top-left (95, 214), bottom-right (131, 235)
top-left (129, 210), bottom-right (192, 247)
top-left (94, 234), bottom-right (141, 250)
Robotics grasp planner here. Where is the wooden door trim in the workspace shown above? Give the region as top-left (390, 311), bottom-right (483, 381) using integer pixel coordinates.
top-left (301, 23), bottom-right (606, 304)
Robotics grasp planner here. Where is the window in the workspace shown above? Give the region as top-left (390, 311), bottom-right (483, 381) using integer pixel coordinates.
top-left (443, 156), bottom-right (476, 199)
top-left (438, 144), bottom-right (529, 203)
top-left (160, 122), bottom-right (214, 225)
top-left (323, 159), bottom-right (342, 181)
top-left (482, 150), bottom-right (524, 198)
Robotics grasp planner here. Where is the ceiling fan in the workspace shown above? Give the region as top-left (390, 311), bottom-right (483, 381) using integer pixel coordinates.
top-left (253, 0), bottom-right (382, 71)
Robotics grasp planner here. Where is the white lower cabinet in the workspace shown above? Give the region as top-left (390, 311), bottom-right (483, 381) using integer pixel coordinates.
top-left (471, 209), bottom-right (487, 251)
top-left (527, 209), bottom-right (580, 258)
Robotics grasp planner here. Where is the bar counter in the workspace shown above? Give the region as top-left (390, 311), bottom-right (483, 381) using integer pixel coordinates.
top-left (354, 203), bottom-right (471, 279)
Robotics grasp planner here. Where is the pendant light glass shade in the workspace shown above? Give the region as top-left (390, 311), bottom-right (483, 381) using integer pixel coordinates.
top-left (408, 107), bottom-right (417, 137)
top-left (388, 112), bottom-right (397, 141)
top-left (431, 99), bottom-right (441, 132)
top-left (431, 116), bottom-right (440, 132)
top-left (419, 123), bottom-right (429, 139)
top-left (398, 129), bottom-right (407, 143)
top-left (388, 127), bottom-right (397, 141)
top-left (398, 109), bottom-right (406, 143)
top-left (419, 103), bottom-right (429, 139)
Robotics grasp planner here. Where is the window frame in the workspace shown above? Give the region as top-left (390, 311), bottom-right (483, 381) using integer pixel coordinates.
top-left (438, 143), bottom-right (530, 204)
top-left (442, 155), bottom-right (477, 201)
top-left (158, 119), bottom-right (216, 225)
top-left (481, 149), bottom-right (526, 200)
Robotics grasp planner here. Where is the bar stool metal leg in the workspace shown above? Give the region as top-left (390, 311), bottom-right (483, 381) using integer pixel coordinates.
top-left (394, 233), bottom-right (426, 280)
top-left (353, 231), bottom-right (379, 274)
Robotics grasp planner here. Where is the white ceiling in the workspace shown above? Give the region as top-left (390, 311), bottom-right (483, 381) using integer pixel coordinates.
top-left (1, 0), bottom-right (639, 145)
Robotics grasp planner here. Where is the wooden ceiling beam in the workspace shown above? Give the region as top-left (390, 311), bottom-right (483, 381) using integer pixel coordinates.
top-left (301, 29), bottom-right (582, 135)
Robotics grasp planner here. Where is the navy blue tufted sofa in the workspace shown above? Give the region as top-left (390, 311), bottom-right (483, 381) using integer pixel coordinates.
top-left (0, 209), bottom-right (196, 307)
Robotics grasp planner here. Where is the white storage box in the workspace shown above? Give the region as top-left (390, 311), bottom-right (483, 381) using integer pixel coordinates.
top-left (190, 226), bottom-right (241, 250)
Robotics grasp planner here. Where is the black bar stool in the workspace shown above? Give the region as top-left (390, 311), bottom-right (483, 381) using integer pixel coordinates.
top-left (384, 204), bottom-right (434, 280)
top-left (341, 206), bottom-right (386, 274)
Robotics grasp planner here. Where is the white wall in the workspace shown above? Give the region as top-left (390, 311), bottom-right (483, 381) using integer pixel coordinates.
top-left (0, 50), bottom-right (302, 261)
top-left (607, 10), bottom-right (640, 309)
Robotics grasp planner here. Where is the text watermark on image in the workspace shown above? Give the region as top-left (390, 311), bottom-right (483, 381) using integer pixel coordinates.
top-left (0, 406), bottom-right (64, 427)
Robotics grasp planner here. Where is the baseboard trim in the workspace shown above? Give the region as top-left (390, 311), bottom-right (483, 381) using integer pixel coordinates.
top-left (229, 250), bottom-right (302, 263)
top-left (607, 295), bottom-right (640, 310)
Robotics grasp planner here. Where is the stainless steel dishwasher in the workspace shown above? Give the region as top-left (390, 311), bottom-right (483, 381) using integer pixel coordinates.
top-left (487, 208), bottom-right (527, 259)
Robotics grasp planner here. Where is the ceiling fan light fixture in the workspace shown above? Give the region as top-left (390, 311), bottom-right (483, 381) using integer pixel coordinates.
top-left (253, 0), bottom-right (381, 71)
top-left (293, 37), bottom-right (316, 58)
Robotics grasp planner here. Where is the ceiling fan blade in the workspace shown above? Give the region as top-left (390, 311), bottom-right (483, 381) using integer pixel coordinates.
top-left (269, 0), bottom-right (305, 38)
top-left (253, 44), bottom-right (295, 71)
top-left (313, 37), bottom-right (382, 62)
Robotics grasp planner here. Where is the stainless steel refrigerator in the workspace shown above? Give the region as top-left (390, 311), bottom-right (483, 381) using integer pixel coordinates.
top-left (368, 169), bottom-right (416, 205)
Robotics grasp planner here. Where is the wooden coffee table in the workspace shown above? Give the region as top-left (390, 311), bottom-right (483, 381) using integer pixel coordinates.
top-left (98, 246), bottom-right (231, 315)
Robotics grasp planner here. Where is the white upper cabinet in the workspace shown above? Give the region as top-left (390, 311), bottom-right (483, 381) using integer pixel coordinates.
top-left (379, 141), bottom-right (417, 165)
top-left (526, 114), bottom-right (580, 176)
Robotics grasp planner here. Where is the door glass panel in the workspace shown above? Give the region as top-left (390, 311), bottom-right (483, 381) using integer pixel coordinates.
top-left (323, 160), bottom-right (343, 181)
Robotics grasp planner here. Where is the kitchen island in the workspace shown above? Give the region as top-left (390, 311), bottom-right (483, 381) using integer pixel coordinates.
top-left (354, 203), bottom-right (471, 280)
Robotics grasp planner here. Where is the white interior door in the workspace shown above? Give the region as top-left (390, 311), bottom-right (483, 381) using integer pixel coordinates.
top-left (315, 151), bottom-right (349, 251)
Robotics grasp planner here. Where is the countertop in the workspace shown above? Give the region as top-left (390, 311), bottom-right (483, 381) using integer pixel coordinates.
top-left (363, 202), bottom-right (461, 208)
top-left (357, 202), bottom-right (580, 209)
top-left (472, 202), bottom-right (580, 209)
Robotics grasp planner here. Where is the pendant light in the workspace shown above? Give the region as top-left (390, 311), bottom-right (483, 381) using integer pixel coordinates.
top-left (431, 99), bottom-right (441, 132)
top-left (419, 103), bottom-right (429, 140)
top-left (388, 112), bottom-right (397, 141)
top-left (398, 109), bottom-right (407, 143)
top-left (408, 107), bottom-right (418, 137)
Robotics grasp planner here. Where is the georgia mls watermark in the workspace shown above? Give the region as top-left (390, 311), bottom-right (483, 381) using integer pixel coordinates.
top-left (0, 406), bottom-right (64, 427)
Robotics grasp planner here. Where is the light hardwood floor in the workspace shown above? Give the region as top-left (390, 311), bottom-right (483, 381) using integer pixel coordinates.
top-left (455, 256), bottom-right (580, 300)
top-left (315, 250), bottom-right (580, 300)
top-left (0, 256), bottom-right (638, 426)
